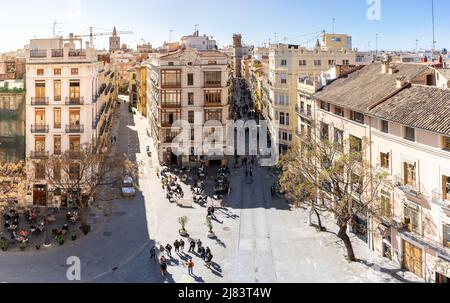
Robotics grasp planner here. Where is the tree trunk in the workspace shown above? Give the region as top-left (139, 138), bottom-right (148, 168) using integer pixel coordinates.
top-left (313, 207), bottom-right (325, 232)
top-left (337, 224), bottom-right (356, 262)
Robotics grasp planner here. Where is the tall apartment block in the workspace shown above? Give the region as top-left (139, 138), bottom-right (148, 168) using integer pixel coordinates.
top-left (25, 35), bottom-right (118, 207)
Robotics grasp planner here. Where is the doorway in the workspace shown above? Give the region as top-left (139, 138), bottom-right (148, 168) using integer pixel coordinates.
top-left (403, 241), bottom-right (423, 277)
top-left (33, 185), bottom-right (47, 206)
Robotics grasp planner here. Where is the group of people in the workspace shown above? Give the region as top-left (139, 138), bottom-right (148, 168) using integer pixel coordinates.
top-left (214, 166), bottom-right (230, 198)
top-left (150, 238), bottom-right (215, 277)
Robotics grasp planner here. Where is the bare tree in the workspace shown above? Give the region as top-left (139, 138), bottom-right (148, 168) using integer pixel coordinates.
top-left (0, 160), bottom-right (27, 209)
top-left (279, 133), bottom-right (389, 262)
top-left (38, 144), bottom-right (140, 233)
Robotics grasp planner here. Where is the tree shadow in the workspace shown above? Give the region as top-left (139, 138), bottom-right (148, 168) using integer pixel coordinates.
top-left (356, 259), bottom-right (421, 283)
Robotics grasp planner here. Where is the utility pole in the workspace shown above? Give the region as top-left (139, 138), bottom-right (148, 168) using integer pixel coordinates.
top-left (332, 18), bottom-right (335, 34)
top-left (416, 39), bottom-right (419, 53)
top-left (375, 33), bottom-right (379, 59)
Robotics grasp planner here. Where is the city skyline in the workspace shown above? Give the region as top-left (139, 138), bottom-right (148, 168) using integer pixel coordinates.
top-left (0, 0), bottom-right (449, 52)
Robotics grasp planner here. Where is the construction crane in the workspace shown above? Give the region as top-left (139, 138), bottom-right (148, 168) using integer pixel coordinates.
top-left (75, 26), bottom-right (134, 47)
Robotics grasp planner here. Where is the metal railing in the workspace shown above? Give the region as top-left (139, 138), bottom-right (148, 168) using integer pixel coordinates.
top-left (68, 49), bottom-right (86, 57)
top-left (30, 151), bottom-right (49, 159)
top-left (65, 124), bottom-right (84, 134)
top-left (393, 174), bottom-right (423, 197)
top-left (30, 50), bottom-right (47, 58)
top-left (51, 49), bottom-right (63, 57)
top-left (31, 97), bottom-right (49, 106)
top-left (431, 189), bottom-right (450, 208)
top-left (65, 97), bottom-right (84, 105)
top-left (31, 124), bottom-right (49, 133)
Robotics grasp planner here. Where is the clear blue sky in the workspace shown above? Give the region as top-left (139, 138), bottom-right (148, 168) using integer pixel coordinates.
top-left (1, 0), bottom-right (449, 52)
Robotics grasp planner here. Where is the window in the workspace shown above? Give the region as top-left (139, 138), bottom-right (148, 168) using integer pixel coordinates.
top-left (69, 109), bottom-right (80, 126)
top-left (334, 106), bottom-right (344, 117)
top-left (161, 110), bottom-right (180, 126)
top-left (205, 91), bottom-right (221, 105)
top-left (320, 101), bottom-right (330, 112)
top-left (188, 111), bottom-right (195, 124)
top-left (35, 136), bottom-right (46, 152)
top-left (34, 109), bottom-right (46, 125)
top-left (442, 175), bottom-right (450, 201)
top-left (380, 190), bottom-right (392, 219)
top-left (443, 136), bottom-right (450, 150)
top-left (188, 93), bottom-right (194, 106)
top-left (381, 120), bottom-right (389, 133)
top-left (54, 80), bottom-right (61, 101)
top-left (307, 104), bottom-right (312, 116)
top-left (190, 128), bottom-right (195, 141)
top-left (187, 73), bottom-right (194, 86)
top-left (349, 135), bottom-right (363, 158)
top-left (53, 161), bottom-right (61, 180)
top-left (351, 111), bottom-right (365, 124)
top-left (69, 163), bottom-right (81, 180)
top-left (71, 68), bottom-right (79, 75)
top-left (54, 108), bottom-right (61, 129)
top-left (161, 90), bottom-right (181, 106)
top-left (403, 162), bottom-right (417, 188)
top-left (69, 82), bottom-right (80, 101)
top-left (282, 132), bottom-right (288, 141)
top-left (404, 204), bottom-right (420, 234)
top-left (35, 81), bottom-right (46, 99)
top-left (281, 59), bottom-right (287, 66)
top-left (314, 60), bottom-right (322, 66)
top-left (168, 62), bottom-right (174, 66)
top-left (54, 136), bottom-right (61, 155)
top-left (279, 113), bottom-right (285, 125)
top-left (343, 59), bottom-right (350, 65)
top-left (161, 70), bottom-right (181, 87)
top-left (299, 60), bottom-right (307, 66)
top-left (35, 163), bottom-right (45, 180)
top-left (352, 173), bottom-right (363, 194)
top-left (204, 71), bottom-right (221, 87)
top-left (280, 73), bottom-right (287, 84)
top-left (404, 127), bottom-right (415, 141)
top-left (37, 69), bottom-right (44, 76)
top-left (380, 152), bottom-right (390, 169)
top-left (54, 68), bottom-right (61, 75)
top-left (334, 129), bottom-right (344, 151)
top-left (444, 224), bottom-right (450, 248)
top-left (286, 113), bottom-right (290, 126)
top-left (205, 109), bottom-right (222, 122)
top-left (328, 60), bottom-right (335, 65)
top-left (320, 123), bottom-right (329, 141)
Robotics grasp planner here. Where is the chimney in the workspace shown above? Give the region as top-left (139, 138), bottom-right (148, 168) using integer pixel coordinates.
top-left (396, 76), bottom-right (407, 88)
top-left (381, 53), bottom-right (392, 74)
top-left (388, 65), bottom-right (397, 74)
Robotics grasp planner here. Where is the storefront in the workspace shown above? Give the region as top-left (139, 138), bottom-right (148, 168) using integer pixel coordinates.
top-left (33, 184), bottom-right (47, 206)
top-left (435, 258), bottom-right (450, 283)
top-left (403, 240), bottom-right (424, 278)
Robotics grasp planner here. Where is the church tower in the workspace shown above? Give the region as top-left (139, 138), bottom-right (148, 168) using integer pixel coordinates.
top-left (109, 26), bottom-right (121, 53)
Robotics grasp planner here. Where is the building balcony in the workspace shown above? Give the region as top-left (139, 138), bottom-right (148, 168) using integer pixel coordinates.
top-left (65, 97), bottom-right (84, 106)
top-left (65, 124), bottom-right (84, 134)
top-left (393, 175), bottom-right (424, 197)
top-left (160, 103), bottom-right (181, 109)
top-left (205, 101), bottom-right (223, 107)
top-left (30, 151), bottom-right (49, 159)
top-left (295, 106), bottom-right (312, 119)
top-left (30, 50), bottom-right (47, 58)
top-left (161, 83), bottom-right (181, 89)
top-left (69, 151), bottom-right (82, 159)
top-left (31, 97), bottom-right (49, 106)
top-left (204, 82), bottom-right (222, 88)
top-left (431, 189), bottom-right (450, 210)
top-left (51, 49), bottom-right (64, 58)
top-left (31, 124), bottom-right (49, 133)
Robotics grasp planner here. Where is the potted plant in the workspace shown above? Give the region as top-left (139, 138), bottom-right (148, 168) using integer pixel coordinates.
top-left (57, 234), bottom-right (65, 245)
top-left (0, 238), bottom-right (9, 252)
top-left (206, 217), bottom-right (215, 239)
top-left (19, 242), bottom-right (28, 251)
top-left (178, 216), bottom-right (189, 237)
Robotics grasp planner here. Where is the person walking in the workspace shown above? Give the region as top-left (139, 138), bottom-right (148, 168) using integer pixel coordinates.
top-left (160, 257), bottom-right (168, 277)
top-left (179, 239), bottom-right (185, 252)
top-left (165, 243), bottom-right (172, 257)
top-left (174, 240), bottom-right (180, 254)
top-left (196, 239), bottom-right (202, 253)
top-left (150, 246), bottom-right (157, 259)
top-left (200, 247), bottom-right (206, 260)
top-left (159, 244), bottom-right (165, 256)
top-left (205, 253), bottom-right (213, 269)
top-left (205, 247), bottom-right (211, 256)
top-left (186, 259), bottom-right (195, 276)
top-left (188, 240), bottom-right (196, 253)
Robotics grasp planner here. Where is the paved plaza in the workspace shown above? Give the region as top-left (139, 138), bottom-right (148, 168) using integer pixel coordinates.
top-left (0, 92), bottom-right (422, 283)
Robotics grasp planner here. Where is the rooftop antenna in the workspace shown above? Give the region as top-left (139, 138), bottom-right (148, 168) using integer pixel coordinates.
top-left (375, 33), bottom-right (379, 58)
top-left (194, 24), bottom-right (200, 32)
top-left (416, 39), bottom-right (419, 53)
top-left (274, 32), bottom-right (278, 44)
top-left (432, 0), bottom-right (436, 53)
top-left (332, 18), bottom-right (335, 34)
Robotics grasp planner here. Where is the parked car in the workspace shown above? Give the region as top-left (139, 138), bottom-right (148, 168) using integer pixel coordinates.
top-left (121, 176), bottom-right (136, 198)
